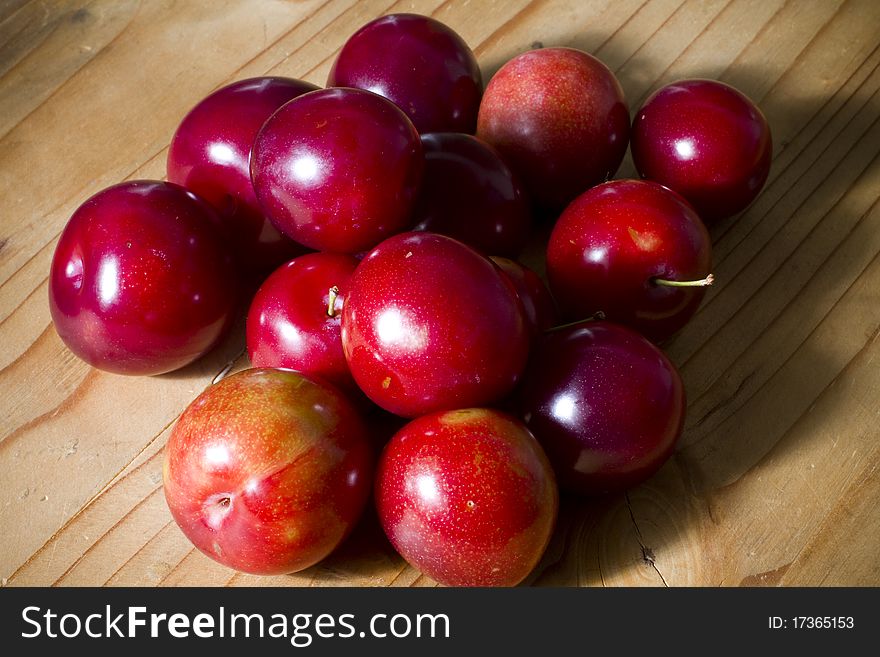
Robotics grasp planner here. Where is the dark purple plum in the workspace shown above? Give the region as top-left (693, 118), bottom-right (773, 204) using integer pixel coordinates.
top-left (518, 321), bottom-right (685, 495)
top-left (412, 133), bottom-right (531, 257)
top-left (631, 79), bottom-right (772, 222)
top-left (490, 256), bottom-right (557, 338)
top-left (250, 88), bottom-right (423, 254)
top-left (167, 77), bottom-right (317, 275)
top-left (49, 181), bottom-right (239, 376)
top-left (328, 14), bottom-right (482, 134)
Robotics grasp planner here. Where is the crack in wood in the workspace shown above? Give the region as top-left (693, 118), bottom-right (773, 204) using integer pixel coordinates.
top-left (625, 493), bottom-right (669, 587)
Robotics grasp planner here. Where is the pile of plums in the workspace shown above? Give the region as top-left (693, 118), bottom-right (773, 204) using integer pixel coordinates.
top-left (48, 14), bottom-right (772, 586)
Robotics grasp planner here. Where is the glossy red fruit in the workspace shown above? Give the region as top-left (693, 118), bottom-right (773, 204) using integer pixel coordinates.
top-left (341, 232), bottom-right (530, 418)
top-left (250, 87), bottom-right (423, 254)
top-left (49, 180), bottom-right (239, 376)
top-left (546, 179), bottom-right (712, 343)
top-left (412, 133), bottom-right (531, 257)
top-left (631, 78), bottom-right (772, 222)
top-left (246, 252), bottom-right (359, 392)
top-left (477, 47), bottom-right (629, 210)
top-left (517, 321), bottom-right (685, 495)
top-left (490, 256), bottom-right (557, 338)
top-left (167, 77), bottom-right (317, 275)
top-left (163, 368), bottom-right (374, 575)
top-left (328, 14), bottom-right (482, 134)
top-left (375, 408), bottom-right (558, 586)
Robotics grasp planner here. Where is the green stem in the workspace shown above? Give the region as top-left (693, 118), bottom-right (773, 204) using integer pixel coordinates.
top-left (653, 273), bottom-right (715, 288)
top-left (327, 286), bottom-right (340, 318)
top-left (545, 311), bottom-right (606, 333)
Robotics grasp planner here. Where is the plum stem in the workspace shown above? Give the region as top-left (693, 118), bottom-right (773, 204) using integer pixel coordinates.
top-left (327, 286), bottom-right (340, 318)
top-left (545, 311), bottom-right (606, 333)
top-left (653, 273), bottom-right (715, 288)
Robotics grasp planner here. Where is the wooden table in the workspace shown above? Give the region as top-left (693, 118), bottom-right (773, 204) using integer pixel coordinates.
top-left (2, 0), bottom-right (879, 587)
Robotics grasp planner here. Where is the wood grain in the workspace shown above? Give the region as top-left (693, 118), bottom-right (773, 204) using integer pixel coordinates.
top-left (1, 0), bottom-right (878, 587)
